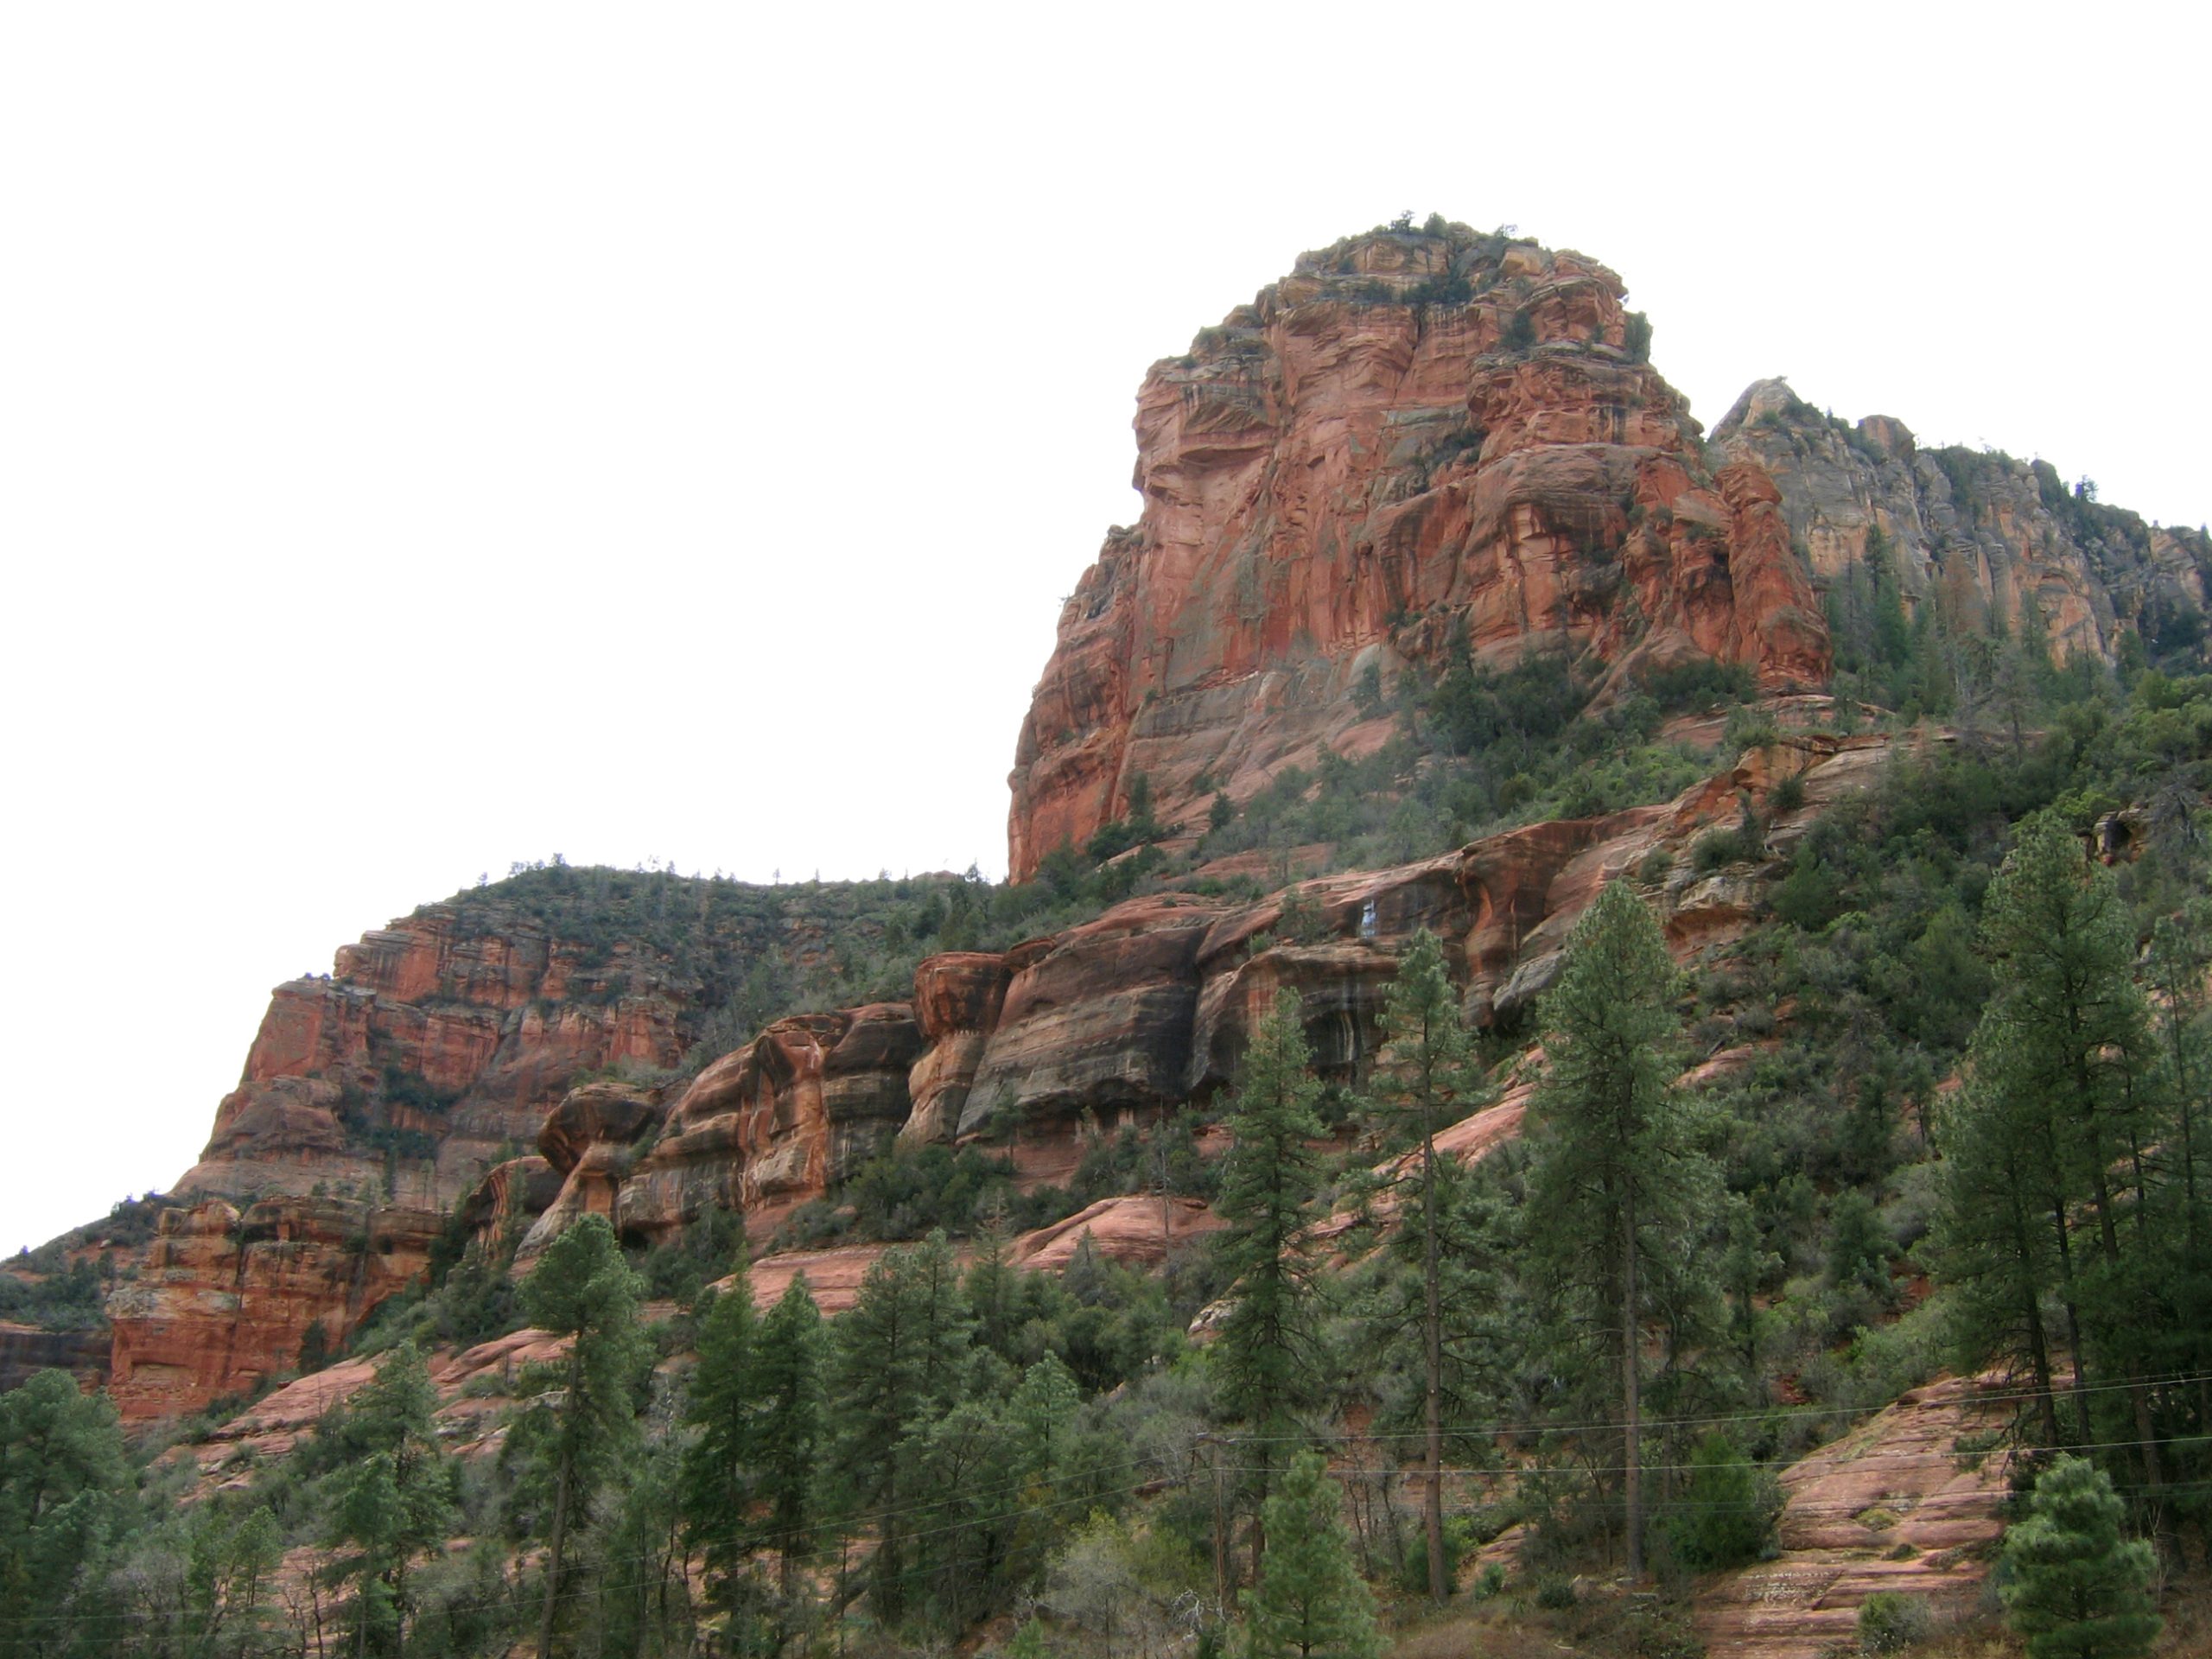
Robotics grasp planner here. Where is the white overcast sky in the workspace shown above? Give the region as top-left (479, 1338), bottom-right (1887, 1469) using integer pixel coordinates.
top-left (3, 3), bottom-right (2206, 1253)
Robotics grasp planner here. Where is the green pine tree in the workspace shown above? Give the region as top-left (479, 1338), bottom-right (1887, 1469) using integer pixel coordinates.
top-left (1523, 880), bottom-right (1713, 1580)
top-left (325, 1342), bottom-right (455, 1655)
top-left (749, 1274), bottom-right (826, 1600)
top-left (1363, 928), bottom-right (1486, 1601)
top-left (1214, 988), bottom-right (1328, 1575)
top-left (1971, 813), bottom-right (2164, 1489)
top-left (830, 1230), bottom-right (973, 1618)
top-left (0, 1370), bottom-right (131, 1659)
top-left (1239, 1451), bottom-right (1380, 1659)
top-left (2000, 1455), bottom-right (2162, 1659)
top-left (681, 1257), bottom-right (760, 1605)
top-left (512, 1215), bottom-right (651, 1657)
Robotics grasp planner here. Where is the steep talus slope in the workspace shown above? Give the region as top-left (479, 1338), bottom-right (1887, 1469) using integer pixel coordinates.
top-left (1007, 224), bottom-right (1833, 879)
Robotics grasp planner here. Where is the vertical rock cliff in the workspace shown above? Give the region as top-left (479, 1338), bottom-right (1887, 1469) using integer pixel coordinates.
top-left (1005, 223), bottom-right (1833, 880)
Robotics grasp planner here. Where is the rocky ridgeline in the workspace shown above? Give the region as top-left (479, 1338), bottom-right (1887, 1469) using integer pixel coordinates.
top-left (1005, 225), bottom-right (2209, 881)
top-left (103, 728), bottom-right (1897, 1417)
top-left (1713, 378), bottom-right (2209, 666)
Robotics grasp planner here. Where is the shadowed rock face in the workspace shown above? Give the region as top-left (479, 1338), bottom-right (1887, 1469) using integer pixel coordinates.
top-left (0, 1324), bottom-right (108, 1395)
top-left (1713, 378), bottom-right (2211, 668)
top-left (1006, 226), bottom-right (1834, 880)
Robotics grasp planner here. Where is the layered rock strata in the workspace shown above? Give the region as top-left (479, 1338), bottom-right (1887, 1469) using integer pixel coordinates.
top-left (178, 905), bottom-right (693, 1214)
top-left (595, 729), bottom-right (1897, 1248)
top-left (1007, 224), bottom-right (1834, 878)
top-left (104, 1197), bottom-right (438, 1418)
top-left (619, 1004), bottom-right (923, 1245)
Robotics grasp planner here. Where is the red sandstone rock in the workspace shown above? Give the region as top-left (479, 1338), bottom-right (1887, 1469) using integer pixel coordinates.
top-left (457, 1154), bottom-right (562, 1250)
top-left (622, 1004), bottom-right (920, 1245)
top-left (105, 1198), bottom-right (438, 1420)
top-left (1695, 1375), bottom-right (2018, 1659)
top-left (1007, 227), bottom-right (1833, 880)
top-left (900, 954), bottom-right (1013, 1147)
top-left (1012, 1195), bottom-right (1224, 1274)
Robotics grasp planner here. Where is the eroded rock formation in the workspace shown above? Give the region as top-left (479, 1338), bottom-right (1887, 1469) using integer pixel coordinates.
top-left (620, 1004), bottom-right (922, 1245)
top-left (1713, 377), bottom-right (2211, 666)
top-left (1006, 224), bottom-right (1834, 879)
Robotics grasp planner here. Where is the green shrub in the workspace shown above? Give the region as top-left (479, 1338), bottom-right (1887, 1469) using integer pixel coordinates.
top-left (1642, 658), bottom-right (1756, 712)
top-left (1661, 1433), bottom-right (1781, 1570)
top-left (1534, 1575), bottom-right (1577, 1610)
top-left (1856, 1591), bottom-right (1929, 1654)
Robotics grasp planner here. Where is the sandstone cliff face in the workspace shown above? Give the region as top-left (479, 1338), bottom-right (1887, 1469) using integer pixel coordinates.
top-left (1006, 225), bottom-right (1834, 879)
top-left (566, 728), bottom-right (1899, 1252)
top-left (1713, 378), bottom-right (2212, 666)
top-left (104, 1197), bottom-right (438, 1418)
top-left (180, 902), bottom-right (693, 1215)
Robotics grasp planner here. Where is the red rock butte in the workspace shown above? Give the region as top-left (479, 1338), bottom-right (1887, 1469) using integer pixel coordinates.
top-left (1006, 224), bottom-right (1831, 880)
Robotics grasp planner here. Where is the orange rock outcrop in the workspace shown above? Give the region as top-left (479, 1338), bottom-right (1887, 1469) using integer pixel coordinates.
top-left (1007, 225), bottom-right (1832, 880)
top-left (105, 1198), bottom-right (438, 1418)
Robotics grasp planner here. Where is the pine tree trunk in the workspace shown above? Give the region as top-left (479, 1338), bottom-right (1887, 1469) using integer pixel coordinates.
top-left (537, 1346), bottom-right (582, 1658)
top-left (1422, 1127), bottom-right (1446, 1604)
top-left (1622, 1184), bottom-right (1643, 1580)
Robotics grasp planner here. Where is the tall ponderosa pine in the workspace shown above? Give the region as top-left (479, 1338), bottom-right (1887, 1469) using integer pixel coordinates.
top-left (1948, 814), bottom-right (2164, 1492)
top-left (1214, 988), bottom-right (1328, 1575)
top-left (749, 1276), bottom-right (826, 1599)
top-left (1523, 880), bottom-right (1711, 1580)
top-left (2000, 1455), bottom-right (2163, 1659)
top-left (829, 1230), bottom-right (972, 1618)
top-left (682, 1257), bottom-right (760, 1604)
top-left (1363, 928), bottom-right (1486, 1602)
top-left (513, 1215), bottom-right (651, 1658)
top-left (1239, 1451), bottom-right (1381, 1659)
top-left (0, 1370), bottom-right (131, 1659)
top-left (326, 1342), bottom-right (455, 1656)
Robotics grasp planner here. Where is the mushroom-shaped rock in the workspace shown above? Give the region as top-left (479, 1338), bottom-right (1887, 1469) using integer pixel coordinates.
top-left (537, 1081), bottom-right (664, 1175)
